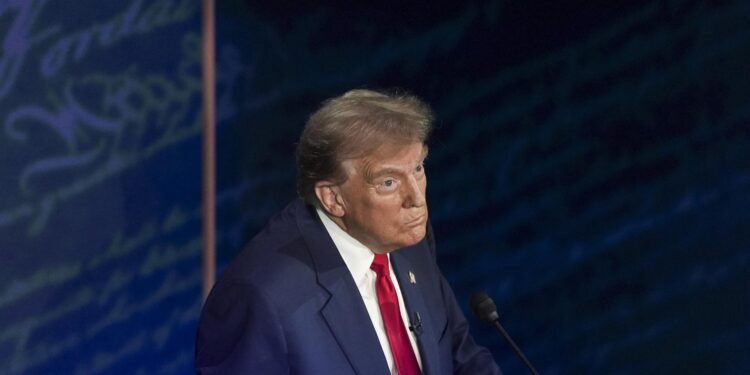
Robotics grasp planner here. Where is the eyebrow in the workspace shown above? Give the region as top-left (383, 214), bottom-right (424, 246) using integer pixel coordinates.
top-left (365, 155), bottom-right (428, 181)
top-left (368, 167), bottom-right (404, 180)
top-left (359, 145), bottom-right (429, 181)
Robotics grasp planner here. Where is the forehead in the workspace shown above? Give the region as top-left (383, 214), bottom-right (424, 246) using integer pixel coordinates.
top-left (369, 142), bottom-right (427, 162)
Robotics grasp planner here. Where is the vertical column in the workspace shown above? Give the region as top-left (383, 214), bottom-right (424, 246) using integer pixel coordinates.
top-left (200, 0), bottom-right (216, 302)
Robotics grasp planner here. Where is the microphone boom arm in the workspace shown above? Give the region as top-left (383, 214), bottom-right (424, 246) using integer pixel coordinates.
top-left (491, 318), bottom-right (539, 375)
top-left (470, 292), bottom-right (540, 375)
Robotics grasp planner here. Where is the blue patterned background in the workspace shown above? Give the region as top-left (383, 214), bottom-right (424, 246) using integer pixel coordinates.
top-left (0, 1), bottom-right (203, 373)
top-left (1, 0), bottom-right (749, 374)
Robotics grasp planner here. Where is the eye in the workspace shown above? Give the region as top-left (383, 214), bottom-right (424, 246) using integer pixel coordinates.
top-left (415, 163), bottom-right (425, 176)
top-left (376, 178), bottom-right (399, 193)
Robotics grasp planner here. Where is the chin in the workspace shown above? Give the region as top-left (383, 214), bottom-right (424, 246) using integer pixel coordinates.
top-left (382, 227), bottom-right (427, 251)
top-left (403, 229), bottom-right (427, 247)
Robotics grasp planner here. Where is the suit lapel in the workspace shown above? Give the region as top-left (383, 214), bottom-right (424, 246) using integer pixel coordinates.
top-left (391, 249), bottom-right (442, 375)
top-left (319, 275), bottom-right (390, 375)
top-left (296, 201), bottom-right (390, 375)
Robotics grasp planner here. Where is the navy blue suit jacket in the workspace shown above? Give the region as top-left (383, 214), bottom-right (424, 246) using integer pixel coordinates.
top-left (196, 199), bottom-right (501, 374)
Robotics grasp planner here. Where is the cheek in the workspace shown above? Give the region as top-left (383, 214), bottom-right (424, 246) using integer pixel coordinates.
top-left (405, 225), bottom-right (426, 244)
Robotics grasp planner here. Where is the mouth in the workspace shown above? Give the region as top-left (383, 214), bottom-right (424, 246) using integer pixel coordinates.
top-left (405, 214), bottom-right (427, 227)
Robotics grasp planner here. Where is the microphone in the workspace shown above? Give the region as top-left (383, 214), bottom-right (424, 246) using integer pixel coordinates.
top-left (409, 311), bottom-right (423, 336)
top-left (470, 292), bottom-right (539, 375)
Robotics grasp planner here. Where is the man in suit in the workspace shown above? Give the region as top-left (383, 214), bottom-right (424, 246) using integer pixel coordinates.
top-left (195, 89), bottom-right (502, 374)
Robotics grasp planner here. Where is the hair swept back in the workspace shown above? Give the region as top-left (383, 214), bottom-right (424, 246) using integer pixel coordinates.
top-left (296, 88), bottom-right (434, 207)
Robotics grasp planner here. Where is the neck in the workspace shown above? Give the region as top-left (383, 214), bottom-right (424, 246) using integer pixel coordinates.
top-left (323, 212), bottom-right (392, 254)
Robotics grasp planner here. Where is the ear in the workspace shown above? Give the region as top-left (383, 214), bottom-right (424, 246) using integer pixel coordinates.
top-left (314, 181), bottom-right (345, 218)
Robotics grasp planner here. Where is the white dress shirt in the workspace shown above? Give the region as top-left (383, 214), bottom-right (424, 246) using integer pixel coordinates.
top-left (317, 209), bottom-right (423, 374)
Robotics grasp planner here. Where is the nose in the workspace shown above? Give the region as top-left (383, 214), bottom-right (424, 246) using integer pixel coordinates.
top-left (402, 176), bottom-right (426, 208)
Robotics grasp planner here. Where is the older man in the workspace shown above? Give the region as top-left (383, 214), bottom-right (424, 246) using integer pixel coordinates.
top-left (196, 89), bottom-right (501, 374)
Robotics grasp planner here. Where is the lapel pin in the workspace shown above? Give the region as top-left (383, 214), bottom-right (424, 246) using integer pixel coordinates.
top-left (408, 271), bottom-right (417, 284)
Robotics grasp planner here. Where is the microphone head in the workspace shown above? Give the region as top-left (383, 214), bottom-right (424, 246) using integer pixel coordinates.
top-left (470, 292), bottom-right (500, 323)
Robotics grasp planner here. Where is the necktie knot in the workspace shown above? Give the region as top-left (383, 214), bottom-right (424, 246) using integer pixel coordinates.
top-left (370, 253), bottom-right (390, 276)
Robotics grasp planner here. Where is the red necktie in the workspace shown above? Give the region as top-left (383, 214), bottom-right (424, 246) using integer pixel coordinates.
top-left (370, 254), bottom-right (421, 375)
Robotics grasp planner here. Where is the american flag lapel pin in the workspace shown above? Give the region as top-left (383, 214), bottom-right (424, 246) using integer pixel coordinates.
top-left (408, 271), bottom-right (416, 284)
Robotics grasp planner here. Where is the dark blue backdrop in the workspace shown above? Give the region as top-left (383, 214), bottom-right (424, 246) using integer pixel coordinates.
top-left (1, 0), bottom-right (749, 374)
top-left (0, 1), bottom-right (204, 373)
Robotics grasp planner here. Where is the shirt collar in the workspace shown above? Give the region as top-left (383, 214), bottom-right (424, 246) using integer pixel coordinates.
top-left (316, 208), bottom-right (377, 287)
